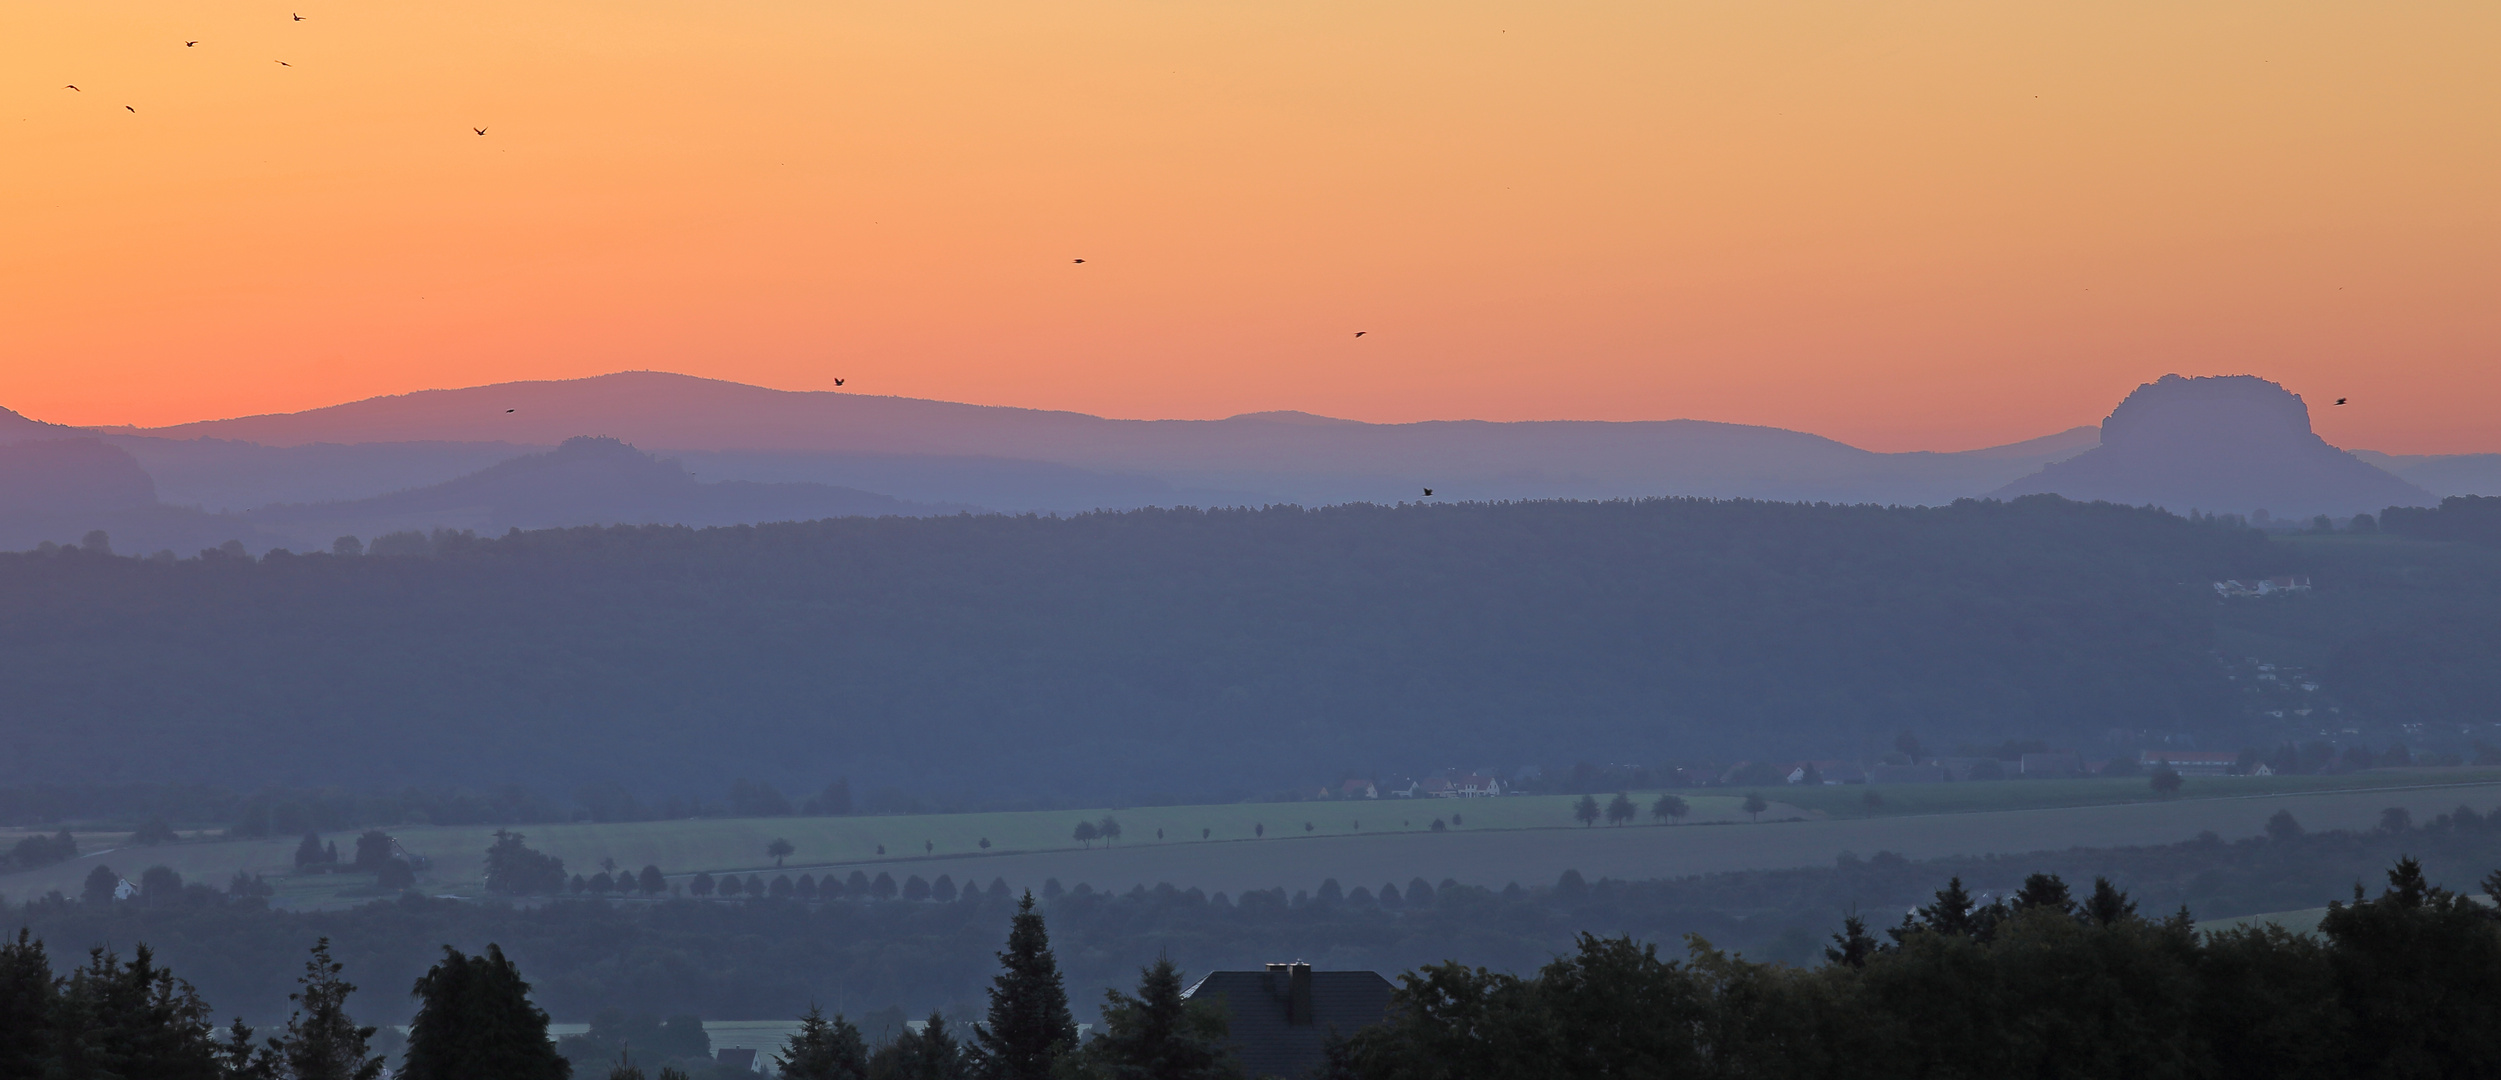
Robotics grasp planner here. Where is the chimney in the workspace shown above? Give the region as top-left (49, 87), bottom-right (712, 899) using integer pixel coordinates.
top-left (1266, 962), bottom-right (1316, 1025)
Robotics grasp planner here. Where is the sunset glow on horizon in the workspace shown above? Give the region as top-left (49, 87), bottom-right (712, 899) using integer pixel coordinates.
top-left (6, 1), bottom-right (2497, 453)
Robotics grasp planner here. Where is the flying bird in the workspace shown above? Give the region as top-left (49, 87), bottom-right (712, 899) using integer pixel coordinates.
top-left (833, 378), bottom-right (845, 386)
top-left (64, 85), bottom-right (78, 91)
top-left (473, 127), bottom-right (487, 135)
top-left (276, 60), bottom-right (289, 66)
top-left (125, 105), bottom-right (135, 112)
top-left (291, 12), bottom-right (305, 20)
top-left (1354, 331), bottom-right (1365, 337)
top-left (2335, 398), bottom-right (2348, 405)
top-left (1422, 488), bottom-right (1434, 497)
top-left (505, 409), bottom-right (515, 413)
top-left (186, 41), bottom-right (198, 46)
top-left (1072, 258), bottom-right (1084, 264)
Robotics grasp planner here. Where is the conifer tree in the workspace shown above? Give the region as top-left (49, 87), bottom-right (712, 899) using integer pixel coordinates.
top-left (2010, 872), bottom-right (2074, 915)
top-left (52, 944), bottom-right (224, 1079)
top-left (1824, 914), bottom-right (1876, 968)
top-left (402, 944), bottom-right (570, 1080)
top-left (973, 892), bottom-right (1075, 1080)
top-left (2083, 877), bottom-right (2138, 926)
top-left (775, 1003), bottom-right (869, 1080)
top-left (273, 938), bottom-right (384, 1080)
top-left (0, 929), bottom-right (55, 1078)
top-left (1083, 957), bottom-right (1242, 1080)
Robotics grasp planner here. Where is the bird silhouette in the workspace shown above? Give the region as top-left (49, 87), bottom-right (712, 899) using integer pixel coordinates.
top-left (2335, 398), bottom-right (2348, 405)
top-left (186, 41), bottom-right (198, 47)
top-left (1072, 258), bottom-right (1084, 264)
top-left (505, 409), bottom-right (515, 413)
top-left (64, 85), bottom-right (79, 91)
top-left (1422, 488), bottom-right (1434, 497)
top-left (473, 127), bottom-right (487, 135)
top-left (276, 60), bottom-right (289, 66)
top-left (1354, 331), bottom-right (1366, 337)
top-left (125, 105), bottom-right (135, 112)
top-left (833, 378), bottom-right (845, 386)
top-left (291, 12), bottom-right (305, 20)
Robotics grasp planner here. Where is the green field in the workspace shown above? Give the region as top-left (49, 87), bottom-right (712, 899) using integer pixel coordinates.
top-left (1775, 768), bottom-right (2501, 819)
top-left (2200, 907), bottom-right (2333, 936)
top-left (9, 770), bottom-right (2501, 909)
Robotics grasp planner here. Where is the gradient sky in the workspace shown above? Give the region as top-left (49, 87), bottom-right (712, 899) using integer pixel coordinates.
top-left (6, 2), bottom-right (2496, 452)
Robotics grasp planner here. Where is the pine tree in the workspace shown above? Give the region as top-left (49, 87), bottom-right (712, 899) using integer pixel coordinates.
top-left (776, 1004), bottom-right (870, 1080)
top-left (1901, 877), bottom-right (1976, 938)
top-left (2083, 877), bottom-right (2138, 926)
top-left (219, 1017), bottom-right (283, 1079)
top-left (973, 892), bottom-right (1075, 1080)
top-left (2010, 872), bottom-right (2074, 915)
top-left (51, 944), bottom-right (225, 1080)
top-left (402, 944), bottom-right (570, 1080)
top-left (296, 832), bottom-right (327, 869)
top-left (1824, 914), bottom-right (1876, 968)
top-left (274, 938), bottom-right (384, 1080)
top-left (0, 929), bottom-right (55, 1079)
top-left (1082, 957), bottom-right (1242, 1080)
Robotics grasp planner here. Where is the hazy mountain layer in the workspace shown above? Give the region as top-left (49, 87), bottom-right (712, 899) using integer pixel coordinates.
top-left (0, 437), bottom-right (959, 556)
top-left (112, 371), bottom-right (2102, 510)
top-left (239, 436), bottom-right (962, 539)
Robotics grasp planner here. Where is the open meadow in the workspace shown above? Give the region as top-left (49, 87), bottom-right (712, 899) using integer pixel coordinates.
top-left (11, 772), bottom-right (2501, 907)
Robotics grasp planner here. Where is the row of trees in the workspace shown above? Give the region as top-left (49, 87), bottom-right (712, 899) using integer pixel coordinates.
top-left (13, 858), bottom-right (2501, 1079)
top-left (638, 893), bottom-right (1244, 1080)
top-left (1572, 792), bottom-right (1704, 826)
top-left (1, 890), bottom-right (1242, 1080)
top-left (1330, 860), bottom-right (2501, 1079)
top-left (0, 931), bottom-right (557, 1080)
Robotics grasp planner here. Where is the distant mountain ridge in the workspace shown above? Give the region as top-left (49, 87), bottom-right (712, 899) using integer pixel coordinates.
top-left (242, 436), bottom-right (961, 536)
top-left (1993, 375), bottom-right (2431, 518)
top-left (0, 406), bottom-right (86, 445)
top-left (13, 370), bottom-right (2488, 549)
top-left (110, 371), bottom-right (2103, 510)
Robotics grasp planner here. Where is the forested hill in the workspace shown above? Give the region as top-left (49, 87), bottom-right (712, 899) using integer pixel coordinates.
top-left (0, 497), bottom-right (2291, 803)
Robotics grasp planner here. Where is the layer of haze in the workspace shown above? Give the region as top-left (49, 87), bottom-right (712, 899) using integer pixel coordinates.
top-left (7, 1), bottom-right (2497, 452)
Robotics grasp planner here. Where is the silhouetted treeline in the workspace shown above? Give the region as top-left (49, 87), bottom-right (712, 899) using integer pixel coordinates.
top-left (9, 857), bottom-right (2499, 1080)
top-left (11, 799), bottom-right (2501, 1028)
top-left (2381, 494), bottom-right (2501, 546)
top-left (0, 496), bottom-right (2306, 803)
top-left (1328, 858), bottom-right (2501, 1080)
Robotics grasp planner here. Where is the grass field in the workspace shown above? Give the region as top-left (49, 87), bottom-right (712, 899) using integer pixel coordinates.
top-left (9, 771), bottom-right (2501, 909)
top-left (1774, 768), bottom-right (2501, 819)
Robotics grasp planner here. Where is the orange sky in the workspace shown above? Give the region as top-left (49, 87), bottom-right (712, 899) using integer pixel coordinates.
top-left (5, 1), bottom-right (2497, 452)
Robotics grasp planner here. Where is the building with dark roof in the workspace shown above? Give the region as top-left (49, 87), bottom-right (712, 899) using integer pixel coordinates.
top-left (1182, 963), bottom-right (1394, 1079)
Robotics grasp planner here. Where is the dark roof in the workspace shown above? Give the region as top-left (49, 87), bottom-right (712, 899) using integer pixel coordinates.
top-left (1184, 968), bottom-right (1394, 1080)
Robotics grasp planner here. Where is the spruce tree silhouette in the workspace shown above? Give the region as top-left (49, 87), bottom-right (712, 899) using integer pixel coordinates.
top-left (974, 892), bottom-right (1076, 1080)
